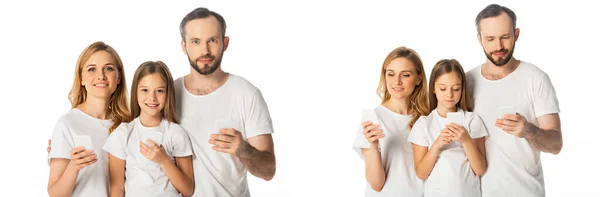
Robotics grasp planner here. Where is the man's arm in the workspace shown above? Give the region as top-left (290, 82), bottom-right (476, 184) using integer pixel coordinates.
top-left (496, 113), bottom-right (562, 154)
top-left (209, 131), bottom-right (276, 181)
top-left (239, 134), bottom-right (276, 181)
top-left (525, 114), bottom-right (562, 154)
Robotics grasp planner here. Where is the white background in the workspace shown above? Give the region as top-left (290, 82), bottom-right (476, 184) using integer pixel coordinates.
top-left (0, 0), bottom-right (598, 196)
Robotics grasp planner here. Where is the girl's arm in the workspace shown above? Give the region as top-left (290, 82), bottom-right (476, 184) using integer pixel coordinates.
top-left (462, 138), bottom-right (487, 176)
top-left (414, 129), bottom-right (452, 180)
top-left (361, 121), bottom-right (386, 192)
top-left (48, 148), bottom-right (97, 197)
top-left (446, 123), bottom-right (487, 176)
top-left (139, 140), bottom-right (194, 197)
top-left (108, 154), bottom-right (125, 197)
top-left (169, 156), bottom-right (195, 197)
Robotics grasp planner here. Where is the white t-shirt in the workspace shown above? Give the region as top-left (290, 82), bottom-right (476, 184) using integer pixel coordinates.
top-left (352, 105), bottom-right (424, 197)
top-left (174, 73), bottom-right (274, 197)
top-left (466, 61), bottom-right (560, 197)
top-left (407, 108), bottom-right (488, 197)
top-left (48, 108), bottom-right (112, 197)
top-left (103, 117), bottom-right (193, 197)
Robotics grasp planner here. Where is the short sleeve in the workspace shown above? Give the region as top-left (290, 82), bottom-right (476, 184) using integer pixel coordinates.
top-left (407, 117), bottom-right (430, 147)
top-left (352, 124), bottom-right (371, 159)
top-left (169, 125), bottom-right (194, 157)
top-left (468, 113), bottom-right (488, 139)
top-left (48, 121), bottom-right (74, 164)
top-left (102, 124), bottom-right (128, 160)
top-left (244, 89), bottom-right (274, 139)
top-left (533, 74), bottom-right (560, 117)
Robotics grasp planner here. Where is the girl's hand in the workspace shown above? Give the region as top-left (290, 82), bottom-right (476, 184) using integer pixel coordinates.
top-left (446, 123), bottom-right (472, 143)
top-left (431, 129), bottom-right (452, 151)
top-left (139, 140), bottom-right (170, 165)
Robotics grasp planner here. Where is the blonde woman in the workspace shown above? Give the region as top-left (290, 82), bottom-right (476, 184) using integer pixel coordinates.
top-left (47, 41), bottom-right (131, 197)
top-left (353, 47), bottom-right (428, 197)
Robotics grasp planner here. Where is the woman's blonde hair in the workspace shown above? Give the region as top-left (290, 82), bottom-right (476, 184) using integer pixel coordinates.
top-left (377, 47), bottom-right (429, 129)
top-left (68, 41), bottom-right (131, 133)
top-left (130, 61), bottom-right (179, 124)
top-left (428, 59), bottom-right (472, 112)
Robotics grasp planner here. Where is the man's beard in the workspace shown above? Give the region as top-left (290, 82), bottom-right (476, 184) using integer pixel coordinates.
top-left (484, 44), bottom-right (515, 67)
top-left (188, 53), bottom-right (223, 75)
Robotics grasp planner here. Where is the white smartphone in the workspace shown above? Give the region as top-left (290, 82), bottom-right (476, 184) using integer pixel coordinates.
top-left (361, 109), bottom-right (380, 126)
top-left (447, 112), bottom-right (463, 126)
top-left (214, 119), bottom-right (234, 133)
top-left (74, 135), bottom-right (94, 150)
top-left (500, 106), bottom-right (517, 116)
top-left (141, 131), bottom-right (163, 146)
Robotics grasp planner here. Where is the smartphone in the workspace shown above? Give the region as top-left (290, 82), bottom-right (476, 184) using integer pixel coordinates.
top-left (447, 112), bottom-right (463, 126)
top-left (141, 131), bottom-right (163, 146)
top-left (361, 109), bottom-right (380, 126)
top-left (214, 119), bottom-right (234, 133)
top-left (500, 106), bottom-right (517, 116)
top-left (74, 135), bottom-right (94, 150)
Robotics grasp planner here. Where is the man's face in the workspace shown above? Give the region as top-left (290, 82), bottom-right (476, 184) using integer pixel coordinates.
top-left (478, 12), bottom-right (519, 66)
top-left (181, 16), bottom-right (229, 75)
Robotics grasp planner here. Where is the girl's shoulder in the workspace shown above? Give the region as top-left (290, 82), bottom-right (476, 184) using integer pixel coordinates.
top-left (163, 121), bottom-right (188, 135)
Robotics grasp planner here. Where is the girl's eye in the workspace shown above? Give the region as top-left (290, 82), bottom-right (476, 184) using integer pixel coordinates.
top-left (88, 67), bottom-right (96, 72)
top-left (157, 89), bottom-right (165, 93)
top-left (141, 89), bottom-right (148, 92)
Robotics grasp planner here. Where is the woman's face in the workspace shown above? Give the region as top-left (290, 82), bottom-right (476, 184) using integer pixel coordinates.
top-left (80, 51), bottom-right (120, 100)
top-left (385, 57), bottom-right (421, 100)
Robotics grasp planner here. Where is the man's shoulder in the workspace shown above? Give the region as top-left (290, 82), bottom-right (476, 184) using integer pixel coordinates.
top-left (465, 64), bottom-right (482, 78)
top-left (227, 73), bottom-right (261, 95)
top-left (517, 61), bottom-right (548, 78)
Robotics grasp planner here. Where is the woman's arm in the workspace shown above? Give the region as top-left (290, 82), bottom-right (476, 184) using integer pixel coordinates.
top-left (362, 145), bottom-right (385, 192)
top-left (48, 148), bottom-right (97, 197)
top-left (108, 154), bottom-right (125, 197)
top-left (361, 121), bottom-right (386, 192)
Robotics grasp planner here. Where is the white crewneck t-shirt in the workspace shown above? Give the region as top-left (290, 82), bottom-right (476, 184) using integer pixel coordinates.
top-left (103, 117), bottom-right (193, 197)
top-left (466, 61), bottom-right (560, 197)
top-left (174, 73), bottom-right (274, 197)
top-left (353, 105), bottom-right (424, 197)
top-left (48, 108), bottom-right (112, 197)
top-left (408, 108), bottom-right (488, 197)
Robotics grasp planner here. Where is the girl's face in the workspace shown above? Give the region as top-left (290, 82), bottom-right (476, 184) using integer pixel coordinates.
top-left (385, 58), bottom-right (422, 100)
top-left (137, 73), bottom-right (167, 119)
top-left (434, 72), bottom-right (462, 110)
top-left (81, 51), bottom-right (120, 100)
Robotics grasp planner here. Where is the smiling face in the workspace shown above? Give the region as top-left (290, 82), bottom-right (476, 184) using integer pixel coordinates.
top-left (385, 58), bottom-right (422, 100)
top-left (80, 50), bottom-right (120, 100)
top-left (181, 16), bottom-right (229, 75)
top-left (478, 11), bottom-right (519, 67)
top-left (136, 73), bottom-right (167, 119)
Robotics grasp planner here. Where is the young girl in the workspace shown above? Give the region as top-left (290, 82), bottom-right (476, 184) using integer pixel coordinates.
top-left (47, 41), bottom-right (131, 197)
top-left (352, 47), bottom-right (428, 197)
top-left (408, 59), bottom-right (488, 197)
top-left (103, 61), bottom-right (195, 197)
